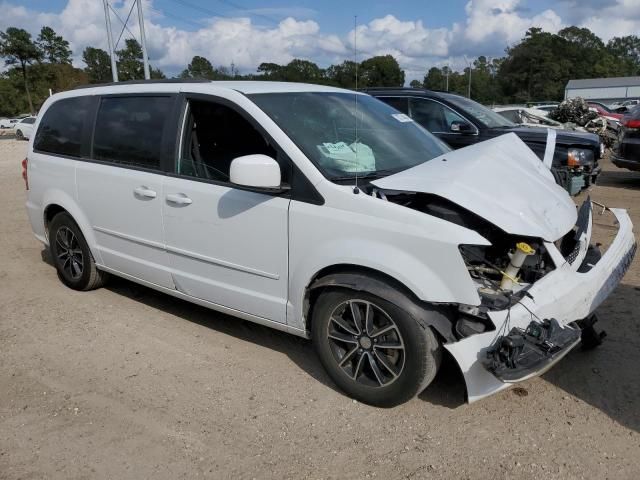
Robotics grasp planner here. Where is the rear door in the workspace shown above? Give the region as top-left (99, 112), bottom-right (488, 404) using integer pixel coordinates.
top-left (76, 95), bottom-right (175, 288)
top-left (161, 94), bottom-right (290, 323)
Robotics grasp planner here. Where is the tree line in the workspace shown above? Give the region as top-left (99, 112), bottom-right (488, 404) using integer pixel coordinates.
top-left (1, 24), bottom-right (639, 116)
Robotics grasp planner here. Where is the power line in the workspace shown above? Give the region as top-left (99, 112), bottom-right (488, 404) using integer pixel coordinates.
top-left (114, 0), bottom-right (137, 49)
top-left (109, 3), bottom-right (137, 47)
top-left (149, 6), bottom-right (206, 30)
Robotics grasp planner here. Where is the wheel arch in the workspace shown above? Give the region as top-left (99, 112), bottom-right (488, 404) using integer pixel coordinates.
top-left (303, 264), bottom-right (457, 343)
top-left (41, 194), bottom-right (103, 265)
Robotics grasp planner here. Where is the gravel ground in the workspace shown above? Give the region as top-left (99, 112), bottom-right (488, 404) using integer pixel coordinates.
top-left (1, 138), bottom-right (639, 479)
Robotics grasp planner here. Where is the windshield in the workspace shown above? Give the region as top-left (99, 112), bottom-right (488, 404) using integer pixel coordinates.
top-left (442, 94), bottom-right (516, 129)
top-left (249, 92), bottom-right (450, 180)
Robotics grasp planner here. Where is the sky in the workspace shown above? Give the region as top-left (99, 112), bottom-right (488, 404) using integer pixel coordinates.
top-left (2, 0), bottom-right (640, 81)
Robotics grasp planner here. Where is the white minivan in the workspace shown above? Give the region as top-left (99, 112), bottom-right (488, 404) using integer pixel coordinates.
top-left (24, 81), bottom-right (636, 406)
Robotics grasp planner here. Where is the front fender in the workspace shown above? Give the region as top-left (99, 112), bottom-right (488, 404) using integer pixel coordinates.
top-left (309, 272), bottom-right (457, 342)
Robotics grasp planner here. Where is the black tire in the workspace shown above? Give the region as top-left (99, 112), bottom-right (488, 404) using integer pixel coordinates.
top-left (15, 129), bottom-right (24, 140)
top-left (312, 288), bottom-right (441, 407)
top-left (48, 212), bottom-right (108, 291)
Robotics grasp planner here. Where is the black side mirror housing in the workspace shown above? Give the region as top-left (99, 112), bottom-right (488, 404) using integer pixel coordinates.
top-left (450, 120), bottom-right (473, 133)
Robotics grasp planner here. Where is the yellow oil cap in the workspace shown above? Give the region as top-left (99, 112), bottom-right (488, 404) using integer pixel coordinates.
top-left (516, 242), bottom-right (535, 255)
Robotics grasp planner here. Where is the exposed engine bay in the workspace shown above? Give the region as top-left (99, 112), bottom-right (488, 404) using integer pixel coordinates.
top-left (371, 187), bottom-right (615, 385)
top-left (372, 189), bottom-right (560, 333)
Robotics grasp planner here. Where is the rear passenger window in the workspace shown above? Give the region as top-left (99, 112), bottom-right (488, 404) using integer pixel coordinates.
top-left (93, 96), bottom-right (172, 170)
top-left (34, 97), bottom-right (91, 157)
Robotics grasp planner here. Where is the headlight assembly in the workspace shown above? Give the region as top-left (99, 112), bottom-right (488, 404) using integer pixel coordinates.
top-left (567, 148), bottom-right (594, 167)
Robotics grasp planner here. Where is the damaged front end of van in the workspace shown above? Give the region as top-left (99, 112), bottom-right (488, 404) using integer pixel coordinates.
top-left (371, 134), bottom-right (636, 402)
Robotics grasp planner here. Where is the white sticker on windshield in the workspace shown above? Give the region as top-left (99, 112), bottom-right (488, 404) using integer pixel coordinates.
top-left (391, 113), bottom-right (413, 123)
top-left (321, 142), bottom-right (354, 156)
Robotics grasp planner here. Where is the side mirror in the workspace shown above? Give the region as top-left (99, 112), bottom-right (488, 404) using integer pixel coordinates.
top-left (450, 120), bottom-right (473, 133)
top-left (230, 154), bottom-right (283, 190)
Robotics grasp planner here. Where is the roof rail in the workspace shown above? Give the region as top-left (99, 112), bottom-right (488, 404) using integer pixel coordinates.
top-left (73, 78), bottom-right (211, 90)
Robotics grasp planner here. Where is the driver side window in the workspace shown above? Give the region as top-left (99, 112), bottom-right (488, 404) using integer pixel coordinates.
top-left (179, 99), bottom-right (282, 183)
top-left (409, 98), bottom-right (468, 133)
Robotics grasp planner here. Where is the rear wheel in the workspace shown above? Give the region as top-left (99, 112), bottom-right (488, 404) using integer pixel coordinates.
top-left (312, 288), bottom-right (441, 407)
top-left (15, 129), bottom-right (24, 140)
top-left (48, 212), bottom-right (108, 291)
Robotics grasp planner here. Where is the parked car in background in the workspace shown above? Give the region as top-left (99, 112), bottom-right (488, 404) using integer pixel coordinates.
top-left (22, 80), bottom-right (636, 406)
top-left (528, 104), bottom-right (558, 113)
top-left (587, 102), bottom-right (623, 130)
top-left (0, 117), bottom-right (19, 129)
top-left (588, 102), bottom-right (624, 121)
top-left (612, 105), bottom-right (640, 171)
top-left (493, 106), bottom-right (566, 128)
top-left (367, 88), bottom-right (602, 195)
top-left (13, 116), bottom-right (36, 140)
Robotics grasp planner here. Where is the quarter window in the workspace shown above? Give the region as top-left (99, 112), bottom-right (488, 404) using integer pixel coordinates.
top-left (34, 98), bottom-right (91, 157)
top-left (93, 96), bottom-right (173, 170)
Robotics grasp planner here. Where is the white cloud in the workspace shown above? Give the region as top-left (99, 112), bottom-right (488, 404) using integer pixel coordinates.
top-left (0, 0), bottom-right (639, 80)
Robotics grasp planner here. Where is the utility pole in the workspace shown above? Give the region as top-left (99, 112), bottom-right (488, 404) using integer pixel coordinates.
top-left (102, 0), bottom-right (118, 82)
top-left (445, 66), bottom-right (449, 92)
top-left (464, 55), bottom-right (471, 98)
top-left (136, 0), bottom-right (150, 80)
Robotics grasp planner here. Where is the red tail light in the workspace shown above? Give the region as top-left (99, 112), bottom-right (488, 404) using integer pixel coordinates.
top-left (21, 157), bottom-right (28, 190)
top-left (623, 119), bottom-right (640, 129)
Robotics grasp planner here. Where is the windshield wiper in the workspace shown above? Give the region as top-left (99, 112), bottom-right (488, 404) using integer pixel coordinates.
top-left (330, 168), bottom-right (400, 182)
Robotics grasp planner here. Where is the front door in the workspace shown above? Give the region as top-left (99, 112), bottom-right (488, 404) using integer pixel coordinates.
top-left (408, 97), bottom-right (478, 149)
top-left (161, 97), bottom-right (290, 323)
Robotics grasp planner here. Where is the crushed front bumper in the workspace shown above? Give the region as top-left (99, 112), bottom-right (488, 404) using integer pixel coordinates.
top-left (446, 205), bottom-right (636, 403)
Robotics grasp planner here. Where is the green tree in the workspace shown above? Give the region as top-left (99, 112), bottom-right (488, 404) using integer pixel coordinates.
top-left (180, 55), bottom-right (216, 79)
top-left (607, 35), bottom-right (640, 75)
top-left (82, 47), bottom-right (112, 83)
top-left (359, 55), bottom-right (404, 87)
top-left (497, 27), bottom-right (569, 102)
top-left (409, 79), bottom-right (422, 88)
top-left (282, 59), bottom-right (324, 83)
top-left (423, 67), bottom-right (444, 90)
top-left (36, 26), bottom-right (72, 64)
top-left (116, 39), bottom-right (164, 81)
top-left (257, 62), bottom-right (283, 79)
top-left (325, 60), bottom-right (357, 88)
top-left (0, 27), bottom-right (41, 113)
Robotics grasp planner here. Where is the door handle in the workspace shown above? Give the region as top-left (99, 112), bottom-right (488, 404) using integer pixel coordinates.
top-left (166, 193), bottom-right (193, 206)
top-left (134, 186), bottom-right (157, 199)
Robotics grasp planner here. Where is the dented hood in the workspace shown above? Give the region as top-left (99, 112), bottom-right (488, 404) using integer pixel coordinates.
top-left (372, 133), bottom-right (577, 241)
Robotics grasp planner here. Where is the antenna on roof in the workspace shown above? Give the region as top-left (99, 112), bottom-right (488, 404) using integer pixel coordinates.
top-left (353, 15), bottom-right (360, 194)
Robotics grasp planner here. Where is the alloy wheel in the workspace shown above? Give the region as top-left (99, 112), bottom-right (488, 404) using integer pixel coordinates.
top-left (326, 299), bottom-right (405, 387)
top-left (55, 227), bottom-right (84, 280)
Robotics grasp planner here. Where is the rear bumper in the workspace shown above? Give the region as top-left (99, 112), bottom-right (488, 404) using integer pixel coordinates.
top-left (446, 206), bottom-right (636, 402)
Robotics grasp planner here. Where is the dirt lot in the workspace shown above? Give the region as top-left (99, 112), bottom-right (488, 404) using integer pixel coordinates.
top-left (1, 138), bottom-right (639, 479)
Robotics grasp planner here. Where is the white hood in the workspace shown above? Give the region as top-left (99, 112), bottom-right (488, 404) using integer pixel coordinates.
top-left (372, 133), bottom-right (577, 241)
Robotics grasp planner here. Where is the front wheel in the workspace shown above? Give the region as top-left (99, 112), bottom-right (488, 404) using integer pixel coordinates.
top-left (15, 129), bottom-right (24, 140)
top-left (312, 288), bottom-right (441, 407)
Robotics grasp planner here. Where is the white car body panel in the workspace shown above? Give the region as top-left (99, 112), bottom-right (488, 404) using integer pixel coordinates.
top-left (372, 134), bottom-right (575, 242)
top-left (25, 81), bottom-right (636, 404)
top-left (76, 161), bottom-right (174, 288)
top-left (162, 175), bottom-right (290, 323)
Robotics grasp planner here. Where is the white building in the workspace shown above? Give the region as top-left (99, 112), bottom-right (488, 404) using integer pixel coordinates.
top-left (565, 76), bottom-right (640, 102)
